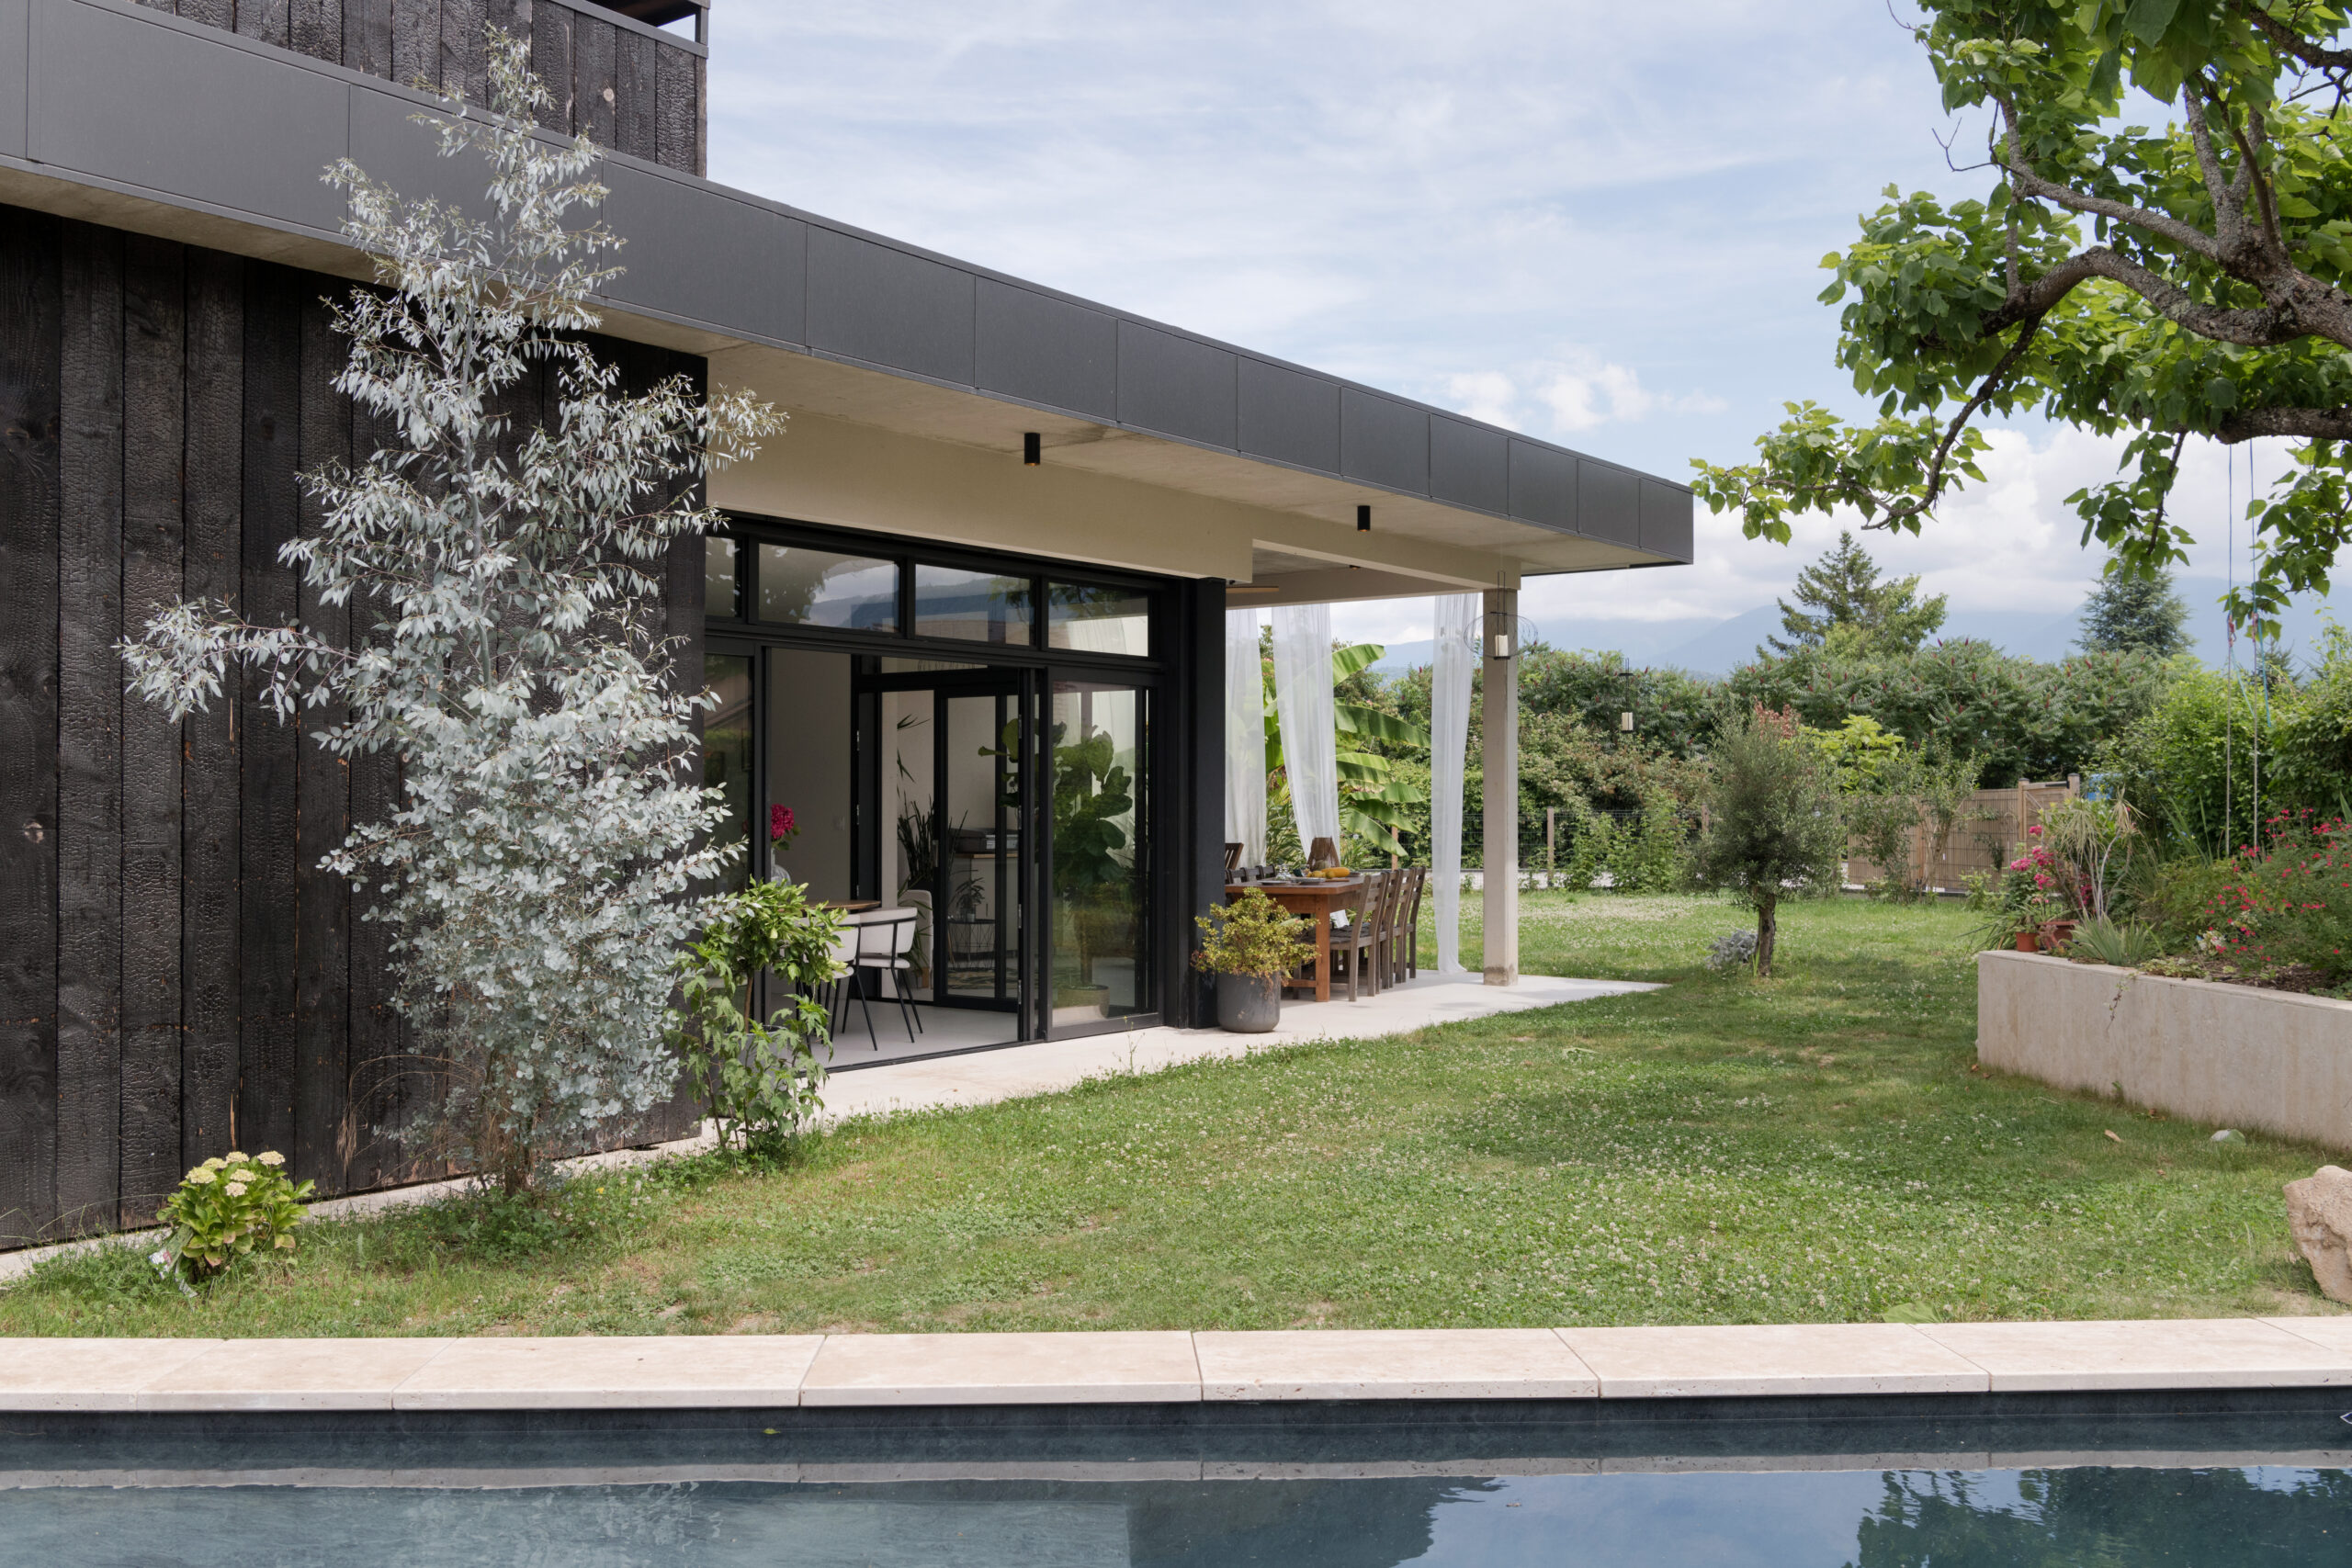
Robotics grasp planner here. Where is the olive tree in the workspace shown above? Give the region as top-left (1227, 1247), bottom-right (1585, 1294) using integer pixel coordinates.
top-left (1695, 2), bottom-right (2352, 632)
top-left (119, 34), bottom-right (782, 1192)
top-left (1689, 712), bottom-right (1848, 976)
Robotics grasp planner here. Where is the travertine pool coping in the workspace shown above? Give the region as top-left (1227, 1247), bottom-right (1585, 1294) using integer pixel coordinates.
top-left (6, 1319), bottom-right (2351, 1412)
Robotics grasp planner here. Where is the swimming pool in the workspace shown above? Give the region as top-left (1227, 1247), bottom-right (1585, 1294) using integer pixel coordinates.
top-left (3, 1392), bottom-right (2345, 1565)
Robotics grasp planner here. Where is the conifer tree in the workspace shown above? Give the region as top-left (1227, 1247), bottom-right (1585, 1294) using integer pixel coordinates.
top-left (2076, 564), bottom-right (2191, 659)
top-left (1766, 530), bottom-right (1948, 657)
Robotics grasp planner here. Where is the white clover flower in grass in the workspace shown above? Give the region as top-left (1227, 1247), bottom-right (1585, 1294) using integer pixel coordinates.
top-left (116, 29), bottom-right (781, 1196)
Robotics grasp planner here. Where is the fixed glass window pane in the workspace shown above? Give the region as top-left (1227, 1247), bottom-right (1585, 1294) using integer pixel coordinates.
top-left (915, 565), bottom-right (1033, 645)
top-left (1047, 581), bottom-right (1151, 656)
top-left (704, 537), bottom-right (741, 621)
top-left (703, 653), bottom-right (753, 893)
top-left (757, 544), bottom-right (899, 632)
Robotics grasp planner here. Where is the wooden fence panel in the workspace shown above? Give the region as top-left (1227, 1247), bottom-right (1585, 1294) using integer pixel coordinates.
top-left (1847, 782), bottom-right (2081, 892)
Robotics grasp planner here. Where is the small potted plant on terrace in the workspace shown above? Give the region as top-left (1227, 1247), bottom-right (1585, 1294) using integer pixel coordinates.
top-left (1193, 889), bottom-right (1314, 1032)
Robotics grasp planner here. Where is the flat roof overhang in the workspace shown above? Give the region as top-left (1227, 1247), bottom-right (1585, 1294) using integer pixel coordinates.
top-left (0, 0), bottom-right (1695, 602)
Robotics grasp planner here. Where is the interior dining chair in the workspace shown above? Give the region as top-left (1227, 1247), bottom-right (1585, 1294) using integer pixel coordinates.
top-left (845, 908), bottom-right (922, 1045)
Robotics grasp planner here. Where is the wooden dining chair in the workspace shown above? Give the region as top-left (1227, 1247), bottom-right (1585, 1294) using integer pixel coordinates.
top-left (1224, 842), bottom-right (1243, 875)
top-left (1306, 836), bottom-right (1340, 871)
top-left (1388, 866), bottom-right (1427, 985)
top-left (1338, 871), bottom-right (1392, 1000)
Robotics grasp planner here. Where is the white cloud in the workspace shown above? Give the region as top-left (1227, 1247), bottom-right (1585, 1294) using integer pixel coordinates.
top-left (1436, 355), bottom-right (1726, 438)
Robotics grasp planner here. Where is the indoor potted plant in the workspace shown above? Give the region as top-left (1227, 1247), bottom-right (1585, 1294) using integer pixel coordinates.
top-left (1193, 889), bottom-right (1314, 1032)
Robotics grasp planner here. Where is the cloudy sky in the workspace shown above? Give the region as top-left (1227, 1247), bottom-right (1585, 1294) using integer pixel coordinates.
top-left (704, 0), bottom-right (2297, 649)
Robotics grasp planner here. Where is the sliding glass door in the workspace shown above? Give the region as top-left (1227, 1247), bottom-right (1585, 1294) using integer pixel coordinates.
top-left (1046, 677), bottom-right (1149, 1033)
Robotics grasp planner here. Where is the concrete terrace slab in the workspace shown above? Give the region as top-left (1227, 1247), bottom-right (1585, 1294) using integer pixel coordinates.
top-left (1556, 1324), bottom-right (1990, 1398)
top-left (817, 974), bottom-right (1658, 1125)
top-left (392, 1336), bottom-right (825, 1410)
top-left (799, 1331), bottom-right (1203, 1405)
top-left (1195, 1328), bottom-right (1598, 1401)
top-left (1916, 1318), bottom-right (2352, 1392)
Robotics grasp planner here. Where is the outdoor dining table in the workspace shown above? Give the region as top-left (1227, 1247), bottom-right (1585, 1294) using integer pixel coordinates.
top-left (1223, 876), bottom-right (1366, 1003)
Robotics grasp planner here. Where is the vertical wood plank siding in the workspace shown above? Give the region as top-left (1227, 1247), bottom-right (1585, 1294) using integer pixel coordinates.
top-left (0, 209), bottom-right (707, 1247)
top-left (0, 208), bottom-right (63, 1244)
top-left (143, 0), bottom-right (705, 177)
top-left (54, 223), bottom-right (125, 1235)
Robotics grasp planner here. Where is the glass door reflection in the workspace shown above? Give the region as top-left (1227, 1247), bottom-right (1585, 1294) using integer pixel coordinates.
top-left (1048, 678), bottom-right (1148, 1032)
top-left (937, 684), bottom-right (1028, 1013)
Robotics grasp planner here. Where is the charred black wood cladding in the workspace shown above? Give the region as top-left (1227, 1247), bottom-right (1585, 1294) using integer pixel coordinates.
top-left (134, 0), bottom-right (707, 176)
top-left (0, 209), bottom-right (708, 1247)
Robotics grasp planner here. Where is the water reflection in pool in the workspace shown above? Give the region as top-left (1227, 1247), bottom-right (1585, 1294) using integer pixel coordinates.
top-left (2, 1463), bottom-right (2346, 1566)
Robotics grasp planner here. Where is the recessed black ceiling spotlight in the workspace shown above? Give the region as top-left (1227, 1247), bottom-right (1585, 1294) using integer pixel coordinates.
top-left (1023, 432), bottom-right (1042, 466)
top-left (1356, 503), bottom-right (1371, 532)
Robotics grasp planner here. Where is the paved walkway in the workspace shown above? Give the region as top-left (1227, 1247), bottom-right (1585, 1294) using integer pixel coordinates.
top-left (0, 972), bottom-right (1656, 1281)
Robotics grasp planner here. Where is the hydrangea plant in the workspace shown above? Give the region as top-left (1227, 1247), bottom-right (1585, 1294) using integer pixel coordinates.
top-left (153, 1152), bottom-right (314, 1286)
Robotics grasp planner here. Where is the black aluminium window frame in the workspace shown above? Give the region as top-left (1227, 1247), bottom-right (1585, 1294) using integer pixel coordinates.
top-left (708, 513), bottom-right (1173, 676)
top-left (705, 513), bottom-right (1176, 1039)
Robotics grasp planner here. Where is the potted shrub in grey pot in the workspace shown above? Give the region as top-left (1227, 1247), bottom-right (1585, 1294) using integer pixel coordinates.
top-left (1192, 889), bottom-right (1315, 1032)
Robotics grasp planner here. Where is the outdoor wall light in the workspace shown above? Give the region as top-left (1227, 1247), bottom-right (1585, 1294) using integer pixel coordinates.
top-left (1356, 504), bottom-right (1372, 532)
top-left (1023, 432), bottom-right (1042, 466)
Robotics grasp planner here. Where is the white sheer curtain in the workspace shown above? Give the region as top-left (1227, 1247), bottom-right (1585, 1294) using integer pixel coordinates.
top-left (1430, 592), bottom-right (1478, 973)
top-left (1271, 603), bottom-right (1340, 861)
top-left (1223, 607), bottom-right (1267, 863)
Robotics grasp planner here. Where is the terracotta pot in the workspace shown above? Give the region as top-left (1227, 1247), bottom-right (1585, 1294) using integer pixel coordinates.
top-left (2046, 920), bottom-right (2077, 952)
top-left (2015, 931), bottom-right (2040, 953)
top-left (1216, 971), bottom-right (1282, 1032)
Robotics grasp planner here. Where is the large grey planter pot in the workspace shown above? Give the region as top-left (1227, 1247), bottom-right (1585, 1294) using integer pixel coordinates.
top-left (1216, 972), bottom-right (1282, 1032)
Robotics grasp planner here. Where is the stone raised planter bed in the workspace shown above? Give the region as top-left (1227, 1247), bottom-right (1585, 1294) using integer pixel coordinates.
top-left (1977, 951), bottom-right (2352, 1152)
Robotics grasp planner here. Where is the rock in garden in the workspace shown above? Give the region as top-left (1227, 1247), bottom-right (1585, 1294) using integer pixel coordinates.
top-left (2283, 1166), bottom-right (2352, 1304)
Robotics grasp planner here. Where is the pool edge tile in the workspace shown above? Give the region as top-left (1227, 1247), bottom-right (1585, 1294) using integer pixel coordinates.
top-left (1555, 1324), bottom-right (1990, 1399)
top-left (135, 1337), bottom-right (458, 1413)
top-left (798, 1331), bottom-right (1203, 1406)
top-left (0, 1337), bottom-right (226, 1413)
top-left (1915, 1318), bottom-right (2352, 1392)
top-left (1194, 1329), bottom-right (1599, 1402)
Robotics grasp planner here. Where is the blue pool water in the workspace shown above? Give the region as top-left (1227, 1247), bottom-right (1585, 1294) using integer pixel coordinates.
top-left (2, 1393), bottom-right (2345, 1565)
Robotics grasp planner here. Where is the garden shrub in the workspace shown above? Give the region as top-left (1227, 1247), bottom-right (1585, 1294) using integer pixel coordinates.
top-left (668, 879), bottom-right (844, 1154)
top-left (153, 1151), bottom-right (311, 1286)
top-left (2195, 812), bottom-right (2352, 983)
top-left (1193, 889), bottom-right (1314, 977)
top-left (1687, 707), bottom-right (1846, 976)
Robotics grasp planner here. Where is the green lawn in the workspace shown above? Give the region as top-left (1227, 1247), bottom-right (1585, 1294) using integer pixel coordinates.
top-left (5, 892), bottom-right (2341, 1336)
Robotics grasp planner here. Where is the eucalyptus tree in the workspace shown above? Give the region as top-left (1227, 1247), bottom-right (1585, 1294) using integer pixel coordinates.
top-left (119, 34), bottom-right (783, 1192)
top-left (1694, 1), bottom-right (2352, 631)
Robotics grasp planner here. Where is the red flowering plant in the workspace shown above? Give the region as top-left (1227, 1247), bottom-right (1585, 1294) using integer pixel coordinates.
top-left (769, 804), bottom-right (798, 852)
top-left (2198, 811), bottom-right (2352, 986)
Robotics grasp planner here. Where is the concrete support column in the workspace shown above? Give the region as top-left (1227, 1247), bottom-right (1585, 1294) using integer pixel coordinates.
top-left (1481, 588), bottom-right (1519, 986)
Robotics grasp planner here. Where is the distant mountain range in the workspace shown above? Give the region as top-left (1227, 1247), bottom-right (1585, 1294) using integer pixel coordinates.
top-left (1370, 574), bottom-right (2337, 679)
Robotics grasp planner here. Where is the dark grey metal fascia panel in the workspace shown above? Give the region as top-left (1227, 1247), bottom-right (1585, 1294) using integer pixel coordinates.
top-left (566, 0), bottom-right (707, 58)
top-left (30, 0), bottom-right (345, 232)
top-left (347, 84), bottom-right (484, 223)
top-left (1507, 439), bottom-right (1575, 532)
top-left (1339, 387), bottom-right (1428, 496)
top-left (1639, 475), bottom-right (1694, 563)
top-left (973, 277), bottom-right (1115, 421)
top-left (0, 0), bottom-right (28, 160)
top-left (1577, 459), bottom-right (1642, 549)
top-left (1237, 356), bottom-right (1338, 472)
top-left (805, 226), bottom-right (973, 388)
top-left (601, 161), bottom-right (802, 346)
top-left (1430, 415), bottom-right (1508, 516)
top-left (1117, 320), bottom-right (1235, 449)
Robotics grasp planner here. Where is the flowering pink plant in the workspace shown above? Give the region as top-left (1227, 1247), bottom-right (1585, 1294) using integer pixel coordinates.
top-left (769, 804), bottom-right (798, 850)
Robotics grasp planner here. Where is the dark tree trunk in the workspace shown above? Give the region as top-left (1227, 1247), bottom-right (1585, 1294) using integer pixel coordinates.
top-left (1755, 893), bottom-right (1778, 978)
